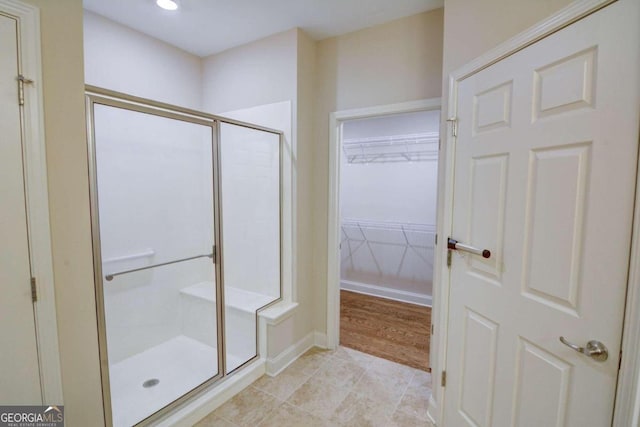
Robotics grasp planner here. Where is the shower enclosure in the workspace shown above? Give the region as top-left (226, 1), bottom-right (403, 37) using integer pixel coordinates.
top-left (86, 87), bottom-right (282, 426)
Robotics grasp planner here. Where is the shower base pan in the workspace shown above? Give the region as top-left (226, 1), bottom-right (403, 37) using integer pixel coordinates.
top-left (108, 335), bottom-right (242, 427)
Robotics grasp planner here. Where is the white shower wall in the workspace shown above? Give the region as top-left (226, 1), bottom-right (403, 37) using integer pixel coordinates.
top-left (216, 101), bottom-right (291, 296)
top-left (340, 110), bottom-right (439, 304)
top-left (219, 123), bottom-right (280, 299)
top-left (95, 106), bottom-right (215, 364)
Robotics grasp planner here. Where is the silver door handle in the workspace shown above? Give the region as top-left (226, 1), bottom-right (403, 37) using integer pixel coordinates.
top-left (447, 238), bottom-right (491, 258)
top-left (559, 336), bottom-right (608, 362)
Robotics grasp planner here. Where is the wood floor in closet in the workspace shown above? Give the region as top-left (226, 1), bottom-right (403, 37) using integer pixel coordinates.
top-left (339, 290), bottom-right (431, 371)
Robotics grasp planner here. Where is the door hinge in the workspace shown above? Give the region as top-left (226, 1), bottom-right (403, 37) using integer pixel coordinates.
top-left (446, 117), bottom-right (458, 137)
top-left (431, 324), bottom-right (434, 335)
top-left (447, 249), bottom-right (452, 267)
top-left (17, 75), bottom-right (34, 106)
top-left (435, 233), bottom-right (438, 246)
top-left (441, 370), bottom-right (447, 387)
top-left (619, 350), bottom-right (622, 370)
top-left (30, 277), bottom-right (37, 302)
top-left (212, 245), bottom-right (217, 263)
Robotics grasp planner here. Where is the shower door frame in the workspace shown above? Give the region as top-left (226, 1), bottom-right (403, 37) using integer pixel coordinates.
top-left (85, 86), bottom-right (284, 427)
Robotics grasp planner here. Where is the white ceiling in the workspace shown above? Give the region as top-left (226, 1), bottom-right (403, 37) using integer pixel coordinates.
top-left (83, 0), bottom-right (443, 57)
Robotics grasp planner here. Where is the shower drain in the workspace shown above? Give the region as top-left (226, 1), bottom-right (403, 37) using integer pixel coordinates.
top-left (142, 378), bottom-right (160, 388)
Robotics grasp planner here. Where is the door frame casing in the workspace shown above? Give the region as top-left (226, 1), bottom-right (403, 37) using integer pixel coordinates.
top-left (325, 98), bottom-right (442, 350)
top-left (0, 0), bottom-right (63, 405)
top-left (429, 0), bottom-right (640, 425)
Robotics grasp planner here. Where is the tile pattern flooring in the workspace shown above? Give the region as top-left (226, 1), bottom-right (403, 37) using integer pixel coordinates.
top-left (195, 346), bottom-right (434, 426)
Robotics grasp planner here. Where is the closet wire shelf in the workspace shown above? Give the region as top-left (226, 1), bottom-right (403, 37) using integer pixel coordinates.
top-left (341, 219), bottom-right (435, 277)
top-left (342, 132), bottom-right (439, 164)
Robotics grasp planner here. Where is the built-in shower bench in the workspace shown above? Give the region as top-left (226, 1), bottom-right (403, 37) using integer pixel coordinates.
top-left (180, 281), bottom-right (276, 314)
top-left (179, 281), bottom-right (277, 372)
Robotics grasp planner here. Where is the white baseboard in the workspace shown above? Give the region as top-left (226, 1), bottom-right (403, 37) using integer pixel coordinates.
top-left (265, 331), bottom-right (315, 376)
top-left (265, 330), bottom-right (330, 376)
top-left (156, 358), bottom-right (266, 427)
top-left (341, 280), bottom-right (432, 307)
top-left (314, 331), bottom-right (328, 349)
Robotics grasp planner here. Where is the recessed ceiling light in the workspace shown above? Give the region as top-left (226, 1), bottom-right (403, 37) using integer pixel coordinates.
top-left (156, 0), bottom-right (178, 11)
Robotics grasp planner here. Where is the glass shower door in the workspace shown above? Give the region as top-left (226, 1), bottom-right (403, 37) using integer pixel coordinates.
top-left (90, 102), bottom-right (221, 426)
top-left (219, 122), bottom-right (281, 373)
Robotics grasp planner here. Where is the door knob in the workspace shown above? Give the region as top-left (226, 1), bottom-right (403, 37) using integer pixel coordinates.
top-left (559, 336), bottom-right (608, 362)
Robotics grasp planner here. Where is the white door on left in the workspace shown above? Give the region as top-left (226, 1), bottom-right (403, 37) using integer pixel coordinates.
top-left (0, 13), bottom-right (42, 404)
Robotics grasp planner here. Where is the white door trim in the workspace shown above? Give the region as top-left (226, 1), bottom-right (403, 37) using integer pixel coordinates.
top-left (429, 0), bottom-right (639, 425)
top-left (326, 98), bottom-right (442, 350)
top-left (615, 159), bottom-right (640, 426)
top-left (0, 0), bottom-right (63, 404)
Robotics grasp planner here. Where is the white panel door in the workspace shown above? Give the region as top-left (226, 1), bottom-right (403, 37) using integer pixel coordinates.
top-left (0, 13), bottom-right (42, 403)
top-left (443, 1), bottom-right (640, 426)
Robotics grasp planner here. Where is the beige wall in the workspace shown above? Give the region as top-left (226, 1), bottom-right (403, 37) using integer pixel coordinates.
top-left (24, 0), bottom-right (105, 425)
top-left (202, 28), bottom-right (319, 355)
top-left (293, 29), bottom-right (317, 346)
top-left (311, 9), bottom-right (444, 331)
top-left (202, 29), bottom-right (298, 114)
top-left (442, 0), bottom-right (573, 76)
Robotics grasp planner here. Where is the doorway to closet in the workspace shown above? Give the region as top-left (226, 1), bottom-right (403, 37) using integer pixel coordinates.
top-left (337, 107), bottom-right (440, 372)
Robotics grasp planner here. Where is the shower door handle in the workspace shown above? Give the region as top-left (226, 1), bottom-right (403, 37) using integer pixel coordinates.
top-left (105, 246), bottom-right (215, 281)
top-left (447, 238), bottom-right (491, 259)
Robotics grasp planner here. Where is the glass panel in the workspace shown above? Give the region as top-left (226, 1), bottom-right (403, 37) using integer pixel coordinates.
top-left (93, 104), bottom-right (218, 426)
top-left (219, 122), bottom-right (281, 373)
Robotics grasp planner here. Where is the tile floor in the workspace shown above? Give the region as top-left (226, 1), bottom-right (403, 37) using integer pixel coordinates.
top-left (195, 346), bottom-right (434, 426)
